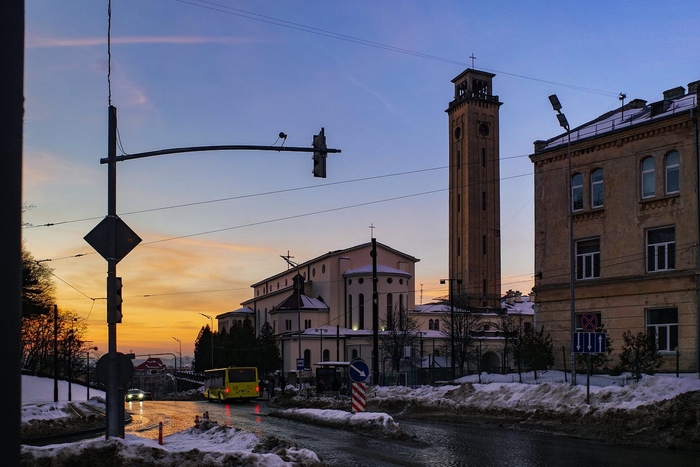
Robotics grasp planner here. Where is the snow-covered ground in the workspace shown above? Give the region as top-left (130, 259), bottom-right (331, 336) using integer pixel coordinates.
top-left (20, 371), bottom-right (700, 466)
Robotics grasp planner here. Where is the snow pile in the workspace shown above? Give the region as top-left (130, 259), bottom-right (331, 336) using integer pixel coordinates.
top-left (368, 373), bottom-right (700, 415)
top-left (22, 420), bottom-right (323, 467)
top-left (270, 408), bottom-right (409, 439)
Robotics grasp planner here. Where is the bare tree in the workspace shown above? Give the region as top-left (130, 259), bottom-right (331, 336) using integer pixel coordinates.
top-left (379, 304), bottom-right (421, 372)
top-left (438, 293), bottom-right (482, 377)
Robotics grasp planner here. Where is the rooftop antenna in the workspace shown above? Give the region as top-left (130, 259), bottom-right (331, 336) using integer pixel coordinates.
top-left (619, 92), bottom-right (627, 120)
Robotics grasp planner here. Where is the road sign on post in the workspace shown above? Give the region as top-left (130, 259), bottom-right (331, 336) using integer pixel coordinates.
top-left (581, 312), bottom-right (599, 332)
top-left (349, 358), bottom-right (370, 383)
top-left (573, 332), bottom-right (606, 353)
top-left (296, 358), bottom-right (305, 371)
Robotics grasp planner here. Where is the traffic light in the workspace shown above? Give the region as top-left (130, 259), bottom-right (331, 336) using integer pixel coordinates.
top-left (115, 276), bottom-right (123, 323)
top-left (108, 276), bottom-right (123, 324)
top-left (312, 127), bottom-right (327, 178)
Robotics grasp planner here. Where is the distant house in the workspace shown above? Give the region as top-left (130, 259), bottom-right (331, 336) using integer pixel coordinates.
top-left (132, 357), bottom-right (170, 398)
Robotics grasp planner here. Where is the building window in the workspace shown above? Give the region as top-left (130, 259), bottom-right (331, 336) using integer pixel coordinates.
top-left (304, 319), bottom-right (311, 329)
top-left (358, 293), bottom-right (365, 329)
top-left (303, 349), bottom-right (311, 369)
top-left (352, 349), bottom-right (358, 360)
top-left (457, 193), bottom-right (461, 213)
top-left (647, 227), bottom-right (675, 272)
top-left (665, 151), bottom-right (679, 194)
top-left (285, 319), bottom-right (292, 331)
top-left (481, 148), bottom-right (486, 167)
top-left (457, 150), bottom-right (461, 168)
top-left (428, 319), bottom-right (434, 330)
top-left (323, 349), bottom-right (330, 362)
top-left (647, 308), bottom-right (678, 352)
top-left (434, 319), bottom-right (439, 331)
top-left (348, 295), bottom-right (353, 329)
top-left (457, 237), bottom-right (461, 255)
top-left (571, 173), bottom-right (583, 211)
top-left (482, 235), bottom-right (487, 255)
top-left (591, 169), bottom-right (604, 208)
top-left (576, 238), bottom-right (600, 279)
top-left (386, 293), bottom-right (393, 329)
top-left (641, 157), bottom-right (655, 198)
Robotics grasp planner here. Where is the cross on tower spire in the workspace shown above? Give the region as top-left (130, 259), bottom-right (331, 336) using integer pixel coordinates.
top-left (470, 53), bottom-right (476, 68)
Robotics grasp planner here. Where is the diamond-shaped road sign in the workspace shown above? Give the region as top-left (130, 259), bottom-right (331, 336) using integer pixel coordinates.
top-left (84, 215), bottom-right (142, 262)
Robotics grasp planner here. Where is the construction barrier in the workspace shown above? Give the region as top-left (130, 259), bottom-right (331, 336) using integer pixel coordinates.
top-left (351, 382), bottom-right (366, 413)
top-left (194, 415), bottom-right (200, 429)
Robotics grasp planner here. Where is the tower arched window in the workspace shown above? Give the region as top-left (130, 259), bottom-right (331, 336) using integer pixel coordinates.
top-left (386, 293), bottom-right (393, 329)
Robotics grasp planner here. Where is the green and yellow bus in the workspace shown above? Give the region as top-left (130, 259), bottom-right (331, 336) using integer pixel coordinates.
top-left (203, 367), bottom-right (259, 402)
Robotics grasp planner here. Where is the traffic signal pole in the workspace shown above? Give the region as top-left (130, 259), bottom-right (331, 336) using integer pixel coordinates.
top-left (106, 105), bottom-right (120, 438)
top-left (92, 108), bottom-right (341, 438)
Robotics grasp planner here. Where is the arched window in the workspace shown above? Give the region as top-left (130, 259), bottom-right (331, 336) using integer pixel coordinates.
top-left (665, 151), bottom-right (680, 194)
top-left (323, 349), bottom-right (330, 362)
top-left (435, 319), bottom-right (440, 331)
top-left (571, 173), bottom-right (583, 211)
top-left (303, 349), bottom-right (311, 369)
top-left (386, 293), bottom-right (393, 329)
top-left (591, 169), bottom-right (603, 208)
top-left (428, 319), bottom-right (434, 330)
top-left (358, 293), bottom-right (365, 329)
top-left (351, 349), bottom-right (358, 360)
top-left (641, 157), bottom-right (655, 198)
top-left (348, 295), bottom-right (353, 329)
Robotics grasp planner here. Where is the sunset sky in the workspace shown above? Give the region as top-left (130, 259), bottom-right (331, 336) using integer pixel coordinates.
top-left (22, 1), bottom-right (700, 360)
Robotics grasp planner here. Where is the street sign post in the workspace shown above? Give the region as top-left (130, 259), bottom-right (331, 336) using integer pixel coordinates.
top-left (581, 312), bottom-right (599, 332)
top-left (296, 358), bottom-right (305, 371)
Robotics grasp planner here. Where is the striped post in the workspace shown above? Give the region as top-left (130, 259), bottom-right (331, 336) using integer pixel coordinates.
top-left (351, 382), bottom-right (366, 413)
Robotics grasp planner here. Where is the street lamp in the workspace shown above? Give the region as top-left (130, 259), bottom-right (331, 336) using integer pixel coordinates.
top-left (440, 278), bottom-right (462, 381)
top-left (549, 94), bottom-right (576, 386)
top-left (172, 337), bottom-right (182, 371)
top-left (199, 313), bottom-right (214, 369)
top-left (85, 344), bottom-right (98, 399)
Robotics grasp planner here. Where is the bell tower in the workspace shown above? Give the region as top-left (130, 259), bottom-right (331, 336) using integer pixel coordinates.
top-left (446, 69), bottom-right (502, 308)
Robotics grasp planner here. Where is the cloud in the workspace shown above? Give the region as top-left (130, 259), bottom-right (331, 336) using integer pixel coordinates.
top-left (26, 35), bottom-right (259, 49)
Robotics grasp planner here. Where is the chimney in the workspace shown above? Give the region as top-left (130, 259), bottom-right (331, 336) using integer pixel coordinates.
top-left (688, 80), bottom-right (700, 95)
top-left (514, 291), bottom-right (522, 303)
top-left (506, 289), bottom-right (514, 305)
top-left (628, 99), bottom-right (647, 109)
top-left (663, 86), bottom-right (685, 100)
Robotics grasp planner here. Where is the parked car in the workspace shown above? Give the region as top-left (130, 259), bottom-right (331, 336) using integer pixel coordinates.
top-left (125, 388), bottom-right (153, 401)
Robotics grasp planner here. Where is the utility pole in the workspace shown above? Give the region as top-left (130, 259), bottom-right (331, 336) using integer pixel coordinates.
top-left (371, 237), bottom-right (379, 385)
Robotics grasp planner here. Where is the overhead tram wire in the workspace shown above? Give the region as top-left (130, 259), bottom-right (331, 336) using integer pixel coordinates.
top-left (177, 0), bottom-right (619, 98)
top-left (24, 149), bottom-right (538, 230)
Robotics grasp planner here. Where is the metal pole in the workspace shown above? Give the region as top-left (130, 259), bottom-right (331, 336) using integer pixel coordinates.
top-left (371, 238), bottom-right (379, 385)
top-left (450, 281), bottom-right (455, 381)
top-left (106, 105), bottom-right (119, 438)
top-left (53, 305), bottom-right (58, 402)
top-left (567, 130), bottom-right (577, 386)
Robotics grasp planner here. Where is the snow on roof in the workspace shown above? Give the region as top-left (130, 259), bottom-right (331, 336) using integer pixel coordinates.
top-left (537, 92), bottom-right (697, 152)
top-left (215, 306), bottom-right (254, 319)
top-left (343, 264), bottom-right (411, 277)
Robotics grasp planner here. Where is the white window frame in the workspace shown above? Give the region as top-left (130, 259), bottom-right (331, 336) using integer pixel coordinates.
top-left (591, 169), bottom-right (604, 208)
top-left (665, 151), bottom-right (679, 195)
top-left (571, 173), bottom-right (584, 212)
top-left (576, 238), bottom-right (600, 279)
top-left (646, 308), bottom-right (678, 352)
top-left (641, 156), bottom-right (655, 199)
top-left (646, 226), bottom-right (675, 272)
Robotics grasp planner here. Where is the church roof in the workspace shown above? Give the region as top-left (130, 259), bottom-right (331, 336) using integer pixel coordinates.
top-left (272, 290), bottom-right (329, 312)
